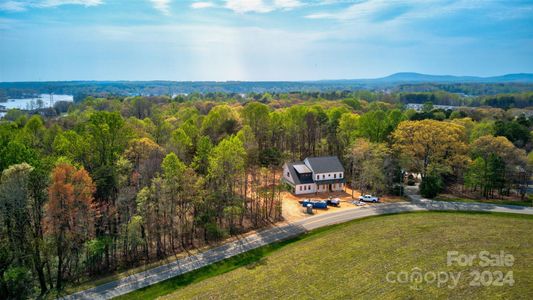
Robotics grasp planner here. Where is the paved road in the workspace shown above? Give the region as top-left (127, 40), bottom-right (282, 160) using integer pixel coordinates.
top-left (63, 197), bottom-right (533, 299)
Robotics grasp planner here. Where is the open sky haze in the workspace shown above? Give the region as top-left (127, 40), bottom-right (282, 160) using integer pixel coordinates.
top-left (0, 0), bottom-right (532, 81)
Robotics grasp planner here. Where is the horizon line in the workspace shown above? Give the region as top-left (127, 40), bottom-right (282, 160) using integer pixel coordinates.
top-left (2, 72), bottom-right (533, 84)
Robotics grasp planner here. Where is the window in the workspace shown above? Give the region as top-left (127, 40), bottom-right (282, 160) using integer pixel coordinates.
top-left (334, 174), bottom-right (337, 179)
top-left (304, 185), bottom-right (307, 191)
top-left (287, 172), bottom-right (290, 177)
top-left (328, 174), bottom-right (331, 177)
top-left (340, 173), bottom-right (343, 178)
top-left (322, 175), bottom-right (325, 179)
top-left (299, 186), bottom-right (302, 191)
top-left (316, 175), bottom-right (319, 180)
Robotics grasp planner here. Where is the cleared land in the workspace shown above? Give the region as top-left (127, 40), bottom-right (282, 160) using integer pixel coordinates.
top-left (281, 187), bottom-right (405, 222)
top-left (138, 212), bottom-right (533, 300)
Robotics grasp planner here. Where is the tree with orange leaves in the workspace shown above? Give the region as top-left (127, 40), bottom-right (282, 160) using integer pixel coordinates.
top-left (45, 163), bottom-right (96, 290)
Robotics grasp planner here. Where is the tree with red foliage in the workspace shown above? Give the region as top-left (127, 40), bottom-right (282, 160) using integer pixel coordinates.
top-left (45, 163), bottom-right (96, 290)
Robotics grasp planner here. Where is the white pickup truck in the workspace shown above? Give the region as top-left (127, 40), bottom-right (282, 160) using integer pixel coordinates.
top-left (358, 194), bottom-right (379, 203)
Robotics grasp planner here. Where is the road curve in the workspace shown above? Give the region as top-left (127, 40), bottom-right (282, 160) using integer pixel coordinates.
top-left (62, 200), bottom-right (533, 300)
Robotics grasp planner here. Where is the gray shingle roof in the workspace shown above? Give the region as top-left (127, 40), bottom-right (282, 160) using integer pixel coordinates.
top-left (286, 161), bottom-right (314, 185)
top-left (305, 156), bottom-right (344, 174)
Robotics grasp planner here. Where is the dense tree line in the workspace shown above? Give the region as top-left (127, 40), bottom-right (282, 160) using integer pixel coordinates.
top-left (2, 81), bottom-right (533, 103)
top-left (395, 83), bottom-right (533, 96)
top-left (0, 92), bottom-right (532, 298)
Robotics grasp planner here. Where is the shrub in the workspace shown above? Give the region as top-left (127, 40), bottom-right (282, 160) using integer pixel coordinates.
top-left (420, 175), bottom-right (443, 198)
top-left (390, 184), bottom-right (404, 196)
top-left (3, 266), bottom-right (33, 299)
top-left (206, 222), bottom-right (227, 241)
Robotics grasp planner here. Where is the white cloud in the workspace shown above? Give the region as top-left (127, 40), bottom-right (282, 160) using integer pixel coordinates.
top-left (150, 0), bottom-right (171, 15)
top-left (224, 0), bottom-right (272, 13)
top-left (0, 0), bottom-right (103, 12)
top-left (0, 1), bottom-right (27, 11)
top-left (304, 0), bottom-right (533, 22)
top-left (223, 0), bottom-right (303, 14)
top-left (191, 1), bottom-right (214, 9)
top-left (274, 0), bottom-right (302, 10)
top-left (305, 0), bottom-right (398, 20)
top-left (41, 0), bottom-right (103, 7)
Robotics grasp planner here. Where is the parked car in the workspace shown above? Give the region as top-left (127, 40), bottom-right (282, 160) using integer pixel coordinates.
top-left (326, 198), bottom-right (340, 207)
top-left (358, 194), bottom-right (379, 203)
top-left (299, 199), bottom-right (328, 209)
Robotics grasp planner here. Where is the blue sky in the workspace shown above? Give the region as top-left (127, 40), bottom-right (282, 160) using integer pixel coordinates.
top-left (0, 0), bottom-right (532, 81)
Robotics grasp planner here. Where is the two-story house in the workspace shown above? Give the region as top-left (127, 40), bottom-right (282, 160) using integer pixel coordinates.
top-left (282, 156), bottom-right (345, 195)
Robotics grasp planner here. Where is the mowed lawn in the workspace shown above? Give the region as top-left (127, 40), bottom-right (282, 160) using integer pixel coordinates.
top-left (147, 212), bottom-right (533, 300)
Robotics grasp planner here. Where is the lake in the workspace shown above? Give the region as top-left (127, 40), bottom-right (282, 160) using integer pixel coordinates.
top-left (1, 94), bottom-right (74, 111)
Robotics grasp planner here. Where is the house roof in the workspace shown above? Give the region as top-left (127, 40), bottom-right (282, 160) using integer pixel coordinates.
top-left (286, 162), bottom-right (314, 185)
top-left (305, 156), bottom-right (344, 174)
top-left (314, 178), bottom-right (346, 184)
top-left (293, 164), bottom-right (312, 174)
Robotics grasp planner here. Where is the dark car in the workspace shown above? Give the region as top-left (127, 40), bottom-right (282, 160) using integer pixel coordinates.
top-left (326, 198), bottom-right (340, 207)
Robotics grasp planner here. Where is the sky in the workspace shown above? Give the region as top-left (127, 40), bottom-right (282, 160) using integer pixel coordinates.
top-left (0, 0), bottom-right (532, 82)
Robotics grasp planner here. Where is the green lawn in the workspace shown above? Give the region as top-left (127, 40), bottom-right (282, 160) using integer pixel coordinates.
top-left (435, 195), bottom-right (532, 207)
top-left (119, 212), bottom-right (533, 299)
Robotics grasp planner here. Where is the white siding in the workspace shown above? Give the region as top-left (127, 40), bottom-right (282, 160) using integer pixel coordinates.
top-left (313, 171), bottom-right (344, 181)
top-left (283, 164), bottom-right (295, 185)
top-left (294, 183), bottom-right (317, 195)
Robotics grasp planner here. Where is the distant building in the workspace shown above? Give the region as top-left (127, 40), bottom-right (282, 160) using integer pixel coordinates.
top-left (406, 103), bottom-right (459, 112)
top-left (282, 156), bottom-right (345, 195)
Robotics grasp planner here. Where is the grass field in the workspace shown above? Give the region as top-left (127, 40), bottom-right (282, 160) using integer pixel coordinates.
top-left (119, 212), bottom-right (533, 299)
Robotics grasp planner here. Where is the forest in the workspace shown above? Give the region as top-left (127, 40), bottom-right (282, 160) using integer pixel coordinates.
top-left (1, 92), bottom-right (532, 298)
top-left (2, 80), bottom-right (533, 103)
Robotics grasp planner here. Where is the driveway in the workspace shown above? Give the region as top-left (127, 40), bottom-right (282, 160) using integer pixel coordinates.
top-left (63, 195), bottom-right (533, 299)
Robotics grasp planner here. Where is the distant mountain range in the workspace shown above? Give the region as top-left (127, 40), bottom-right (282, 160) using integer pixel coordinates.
top-left (2, 73), bottom-right (533, 85)
top-left (320, 72), bottom-right (533, 84)
top-left (1, 73), bottom-right (533, 99)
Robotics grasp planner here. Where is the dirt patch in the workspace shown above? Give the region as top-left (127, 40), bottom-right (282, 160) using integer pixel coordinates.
top-left (281, 187), bottom-right (407, 222)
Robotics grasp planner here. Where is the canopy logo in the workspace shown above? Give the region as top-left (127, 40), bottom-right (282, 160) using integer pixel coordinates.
top-left (385, 250), bottom-right (515, 290)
